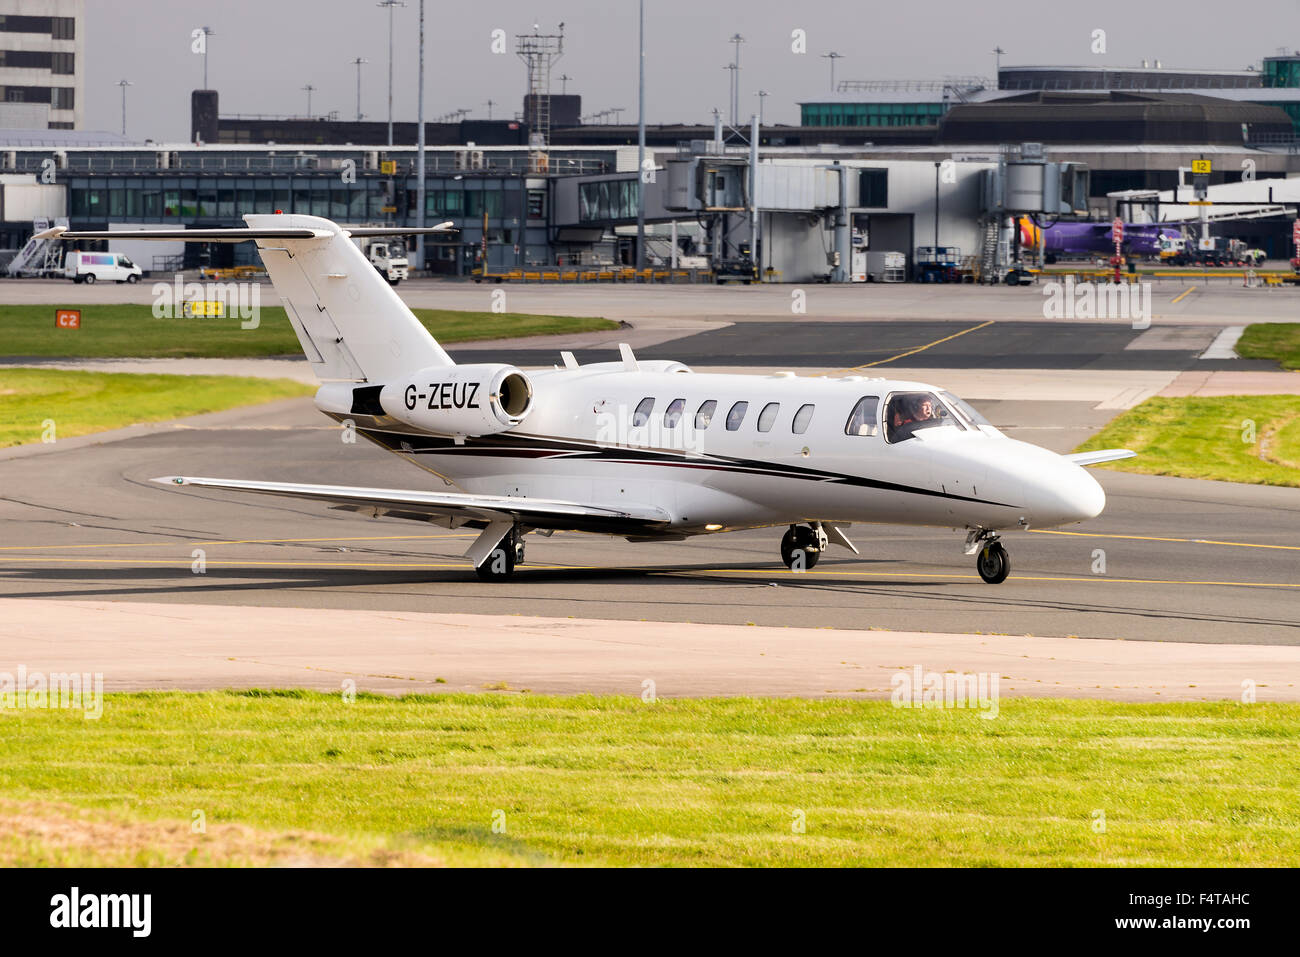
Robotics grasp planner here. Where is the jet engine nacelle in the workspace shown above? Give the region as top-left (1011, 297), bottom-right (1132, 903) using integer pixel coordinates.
top-left (379, 363), bottom-right (533, 436)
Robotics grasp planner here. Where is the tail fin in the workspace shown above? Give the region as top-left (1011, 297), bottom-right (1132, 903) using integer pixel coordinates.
top-left (36, 215), bottom-right (456, 383)
top-left (246, 214), bottom-right (449, 382)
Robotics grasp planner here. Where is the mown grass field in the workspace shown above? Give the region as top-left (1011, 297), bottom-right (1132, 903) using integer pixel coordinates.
top-left (0, 369), bottom-right (313, 447)
top-left (1237, 323), bottom-right (1300, 370)
top-left (1075, 395), bottom-right (1300, 487)
top-left (1, 692), bottom-right (1296, 867)
top-left (0, 304), bottom-right (618, 358)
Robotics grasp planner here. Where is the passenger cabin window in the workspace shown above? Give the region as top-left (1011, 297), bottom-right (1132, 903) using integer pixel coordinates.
top-left (845, 396), bottom-right (880, 436)
top-left (757, 402), bottom-right (779, 432)
top-left (664, 398), bottom-right (685, 428)
top-left (884, 391), bottom-right (965, 443)
top-left (632, 397), bottom-right (655, 427)
top-left (792, 403), bottom-right (815, 434)
top-left (695, 400), bottom-right (717, 429)
top-left (725, 401), bottom-right (749, 431)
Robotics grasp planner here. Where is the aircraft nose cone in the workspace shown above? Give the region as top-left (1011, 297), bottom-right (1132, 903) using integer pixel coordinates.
top-left (1027, 461), bottom-right (1106, 527)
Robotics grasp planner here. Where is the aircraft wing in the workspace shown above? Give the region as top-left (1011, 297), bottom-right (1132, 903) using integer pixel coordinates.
top-left (149, 475), bottom-right (671, 535)
top-left (1064, 449), bottom-right (1136, 467)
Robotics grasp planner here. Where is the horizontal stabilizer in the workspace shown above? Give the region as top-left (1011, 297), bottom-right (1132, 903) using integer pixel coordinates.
top-left (1065, 449), bottom-right (1136, 467)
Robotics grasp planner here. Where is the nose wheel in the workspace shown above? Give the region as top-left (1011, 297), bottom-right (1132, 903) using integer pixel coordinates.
top-left (780, 524), bottom-right (826, 570)
top-left (976, 542), bottom-right (1010, 584)
top-left (965, 529), bottom-right (1010, 584)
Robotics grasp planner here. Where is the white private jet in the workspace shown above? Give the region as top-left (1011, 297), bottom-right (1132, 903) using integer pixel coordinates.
top-left (37, 214), bottom-right (1134, 583)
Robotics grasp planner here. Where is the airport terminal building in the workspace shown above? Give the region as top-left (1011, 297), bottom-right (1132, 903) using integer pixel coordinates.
top-left (3, 48), bottom-right (1300, 282)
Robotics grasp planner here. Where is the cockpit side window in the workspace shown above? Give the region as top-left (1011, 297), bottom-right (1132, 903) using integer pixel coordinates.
top-left (844, 396), bottom-right (879, 436)
top-left (884, 391), bottom-right (965, 443)
top-left (757, 402), bottom-right (779, 432)
top-left (725, 401), bottom-right (749, 431)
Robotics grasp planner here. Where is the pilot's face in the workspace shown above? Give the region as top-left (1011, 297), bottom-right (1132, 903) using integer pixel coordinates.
top-left (919, 399), bottom-right (934, 419)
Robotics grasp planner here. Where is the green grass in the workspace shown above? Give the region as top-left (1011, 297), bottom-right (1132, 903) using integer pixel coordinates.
top-left (1076, 395), bottom-right (1300, 487)
top-left (1237, 323), bottom-right (1300, 370)
top-left (1, 692), bottom-right (1297, 867)
top-left (0, 369), bottom-right (312, 447)
top-left (0, 304), bottom-right (618, 359)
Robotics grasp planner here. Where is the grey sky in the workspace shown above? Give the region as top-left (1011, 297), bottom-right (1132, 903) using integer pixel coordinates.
top-left (85, 0), bottom-right (1300, 142)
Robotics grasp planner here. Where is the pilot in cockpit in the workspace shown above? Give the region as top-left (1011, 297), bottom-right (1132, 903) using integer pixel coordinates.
top-left (890, 395), bottom-right (939, 441)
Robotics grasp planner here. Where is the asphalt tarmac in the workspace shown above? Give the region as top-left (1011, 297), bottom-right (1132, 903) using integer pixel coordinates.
top-left (0, 397), bottom-right (1295, 647)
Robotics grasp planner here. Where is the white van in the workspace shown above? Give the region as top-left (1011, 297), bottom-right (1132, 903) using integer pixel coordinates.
top-left (64, 251), bottom-right (143, 284)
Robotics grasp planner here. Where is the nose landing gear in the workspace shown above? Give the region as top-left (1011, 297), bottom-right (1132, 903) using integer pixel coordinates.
top-left (780, 523), bottom-right (827, 570)
top-left (965, 528), bottom-right (1010, 584)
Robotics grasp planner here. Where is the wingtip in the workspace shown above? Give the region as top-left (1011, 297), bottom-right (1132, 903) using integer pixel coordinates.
top-left (150, 475), bottom-right (188, 486)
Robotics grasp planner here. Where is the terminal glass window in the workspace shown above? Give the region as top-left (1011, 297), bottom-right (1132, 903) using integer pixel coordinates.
top-left (695, 400), bottom-right (717, 429)
top-left (663, 398), bottom-right (685, 429)
top-left (844, 396), bottom-right (880, 436)
top-left (859, 169), bottom-right (888, 208)
top-left (632, 397), bottom-right (655, 428)
top-left (757, 402), bottom-right (780, 432)
top-left (792, 403), bottom-right (815, 434)
top-left (725, 401), bottom-right (749, 431)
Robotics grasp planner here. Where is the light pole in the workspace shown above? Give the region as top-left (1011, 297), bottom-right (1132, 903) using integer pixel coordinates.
top-left (377, 0), bottom-right (406, 146)
top-left (198, 26), bottom-right (215, 89)
top-left (756, 89), bottom-right (768, 128)
top-left (558, 74), bottom-right (572, 95)
top-left (722, 64), bottom-right (737, 127)
top-left (992, 46), bottom-right (1005, 86)
top-left (416, 0), bottom-right (425, 274)
top-left (351, 57), bottom-right (368, 121)
top-left (302, 83), bottom-right (316, 117)
top-left (821, 51), bottom-right (843, 93)
top-left (117, 79), bottom-right (132, 137)
top-left (636, 0), bottom-right (646, 270)
top-left (728, 33), bottom-right (744, 127)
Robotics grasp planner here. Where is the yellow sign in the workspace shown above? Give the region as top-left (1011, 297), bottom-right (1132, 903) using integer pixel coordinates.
top-left (1191, 160), bottom-right (1212, 174)
top-left (1188, 200), bottom-right (1214, 206)
top-left (380, 205), bottom-right (397, 213)
top-left (380, 160), bottom-right (397, 175)
top-left (182, 300), bottom-right (226, 318)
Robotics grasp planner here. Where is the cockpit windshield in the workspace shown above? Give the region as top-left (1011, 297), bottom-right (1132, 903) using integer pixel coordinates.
top-left (884, 391), bottom-right (965, 442)
top-left (938, 391), bottom-right (996, 431)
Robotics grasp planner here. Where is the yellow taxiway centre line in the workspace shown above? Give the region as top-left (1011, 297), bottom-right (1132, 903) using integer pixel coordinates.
top-left (837, 320), bottom-right (995, 374)
top-left (1170, 287), bottom-right (1195, 304)
top-left (671, 568), bottom-right (1300, 588)
top-left (1031, 529), bottom-right (1300, 552)
top-left (1, 556), bottom-right (1296, 589)
top-left (0, 533), bottom-right (475, 551)
top-left (0, 557), bottom-right (466, 568)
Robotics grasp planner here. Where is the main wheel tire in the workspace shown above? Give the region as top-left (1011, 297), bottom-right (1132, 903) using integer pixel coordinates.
top-left (475, 541), bottom-right (516, 581)
top-left (976, 542), bottom-right (1010, 584)
top-left (780, 525), bottom-right (821, 570)
top-left (83, 273), bottom-right (96, 284)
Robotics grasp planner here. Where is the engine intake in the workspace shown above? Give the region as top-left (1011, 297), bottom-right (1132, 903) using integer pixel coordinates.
top-left (379, 363), bottom-right (533, 436)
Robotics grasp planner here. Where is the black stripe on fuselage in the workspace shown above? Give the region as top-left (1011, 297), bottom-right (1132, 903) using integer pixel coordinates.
top-left (348, 423), bottom-right (1021, 510)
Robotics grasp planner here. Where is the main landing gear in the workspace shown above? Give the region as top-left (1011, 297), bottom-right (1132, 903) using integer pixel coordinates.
top-left (965, 529), bottom-right (1010, 585)
top-left (474, 526), bottom-right (526, 581)
top-left (779, 523), bottom-right (828, 570)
